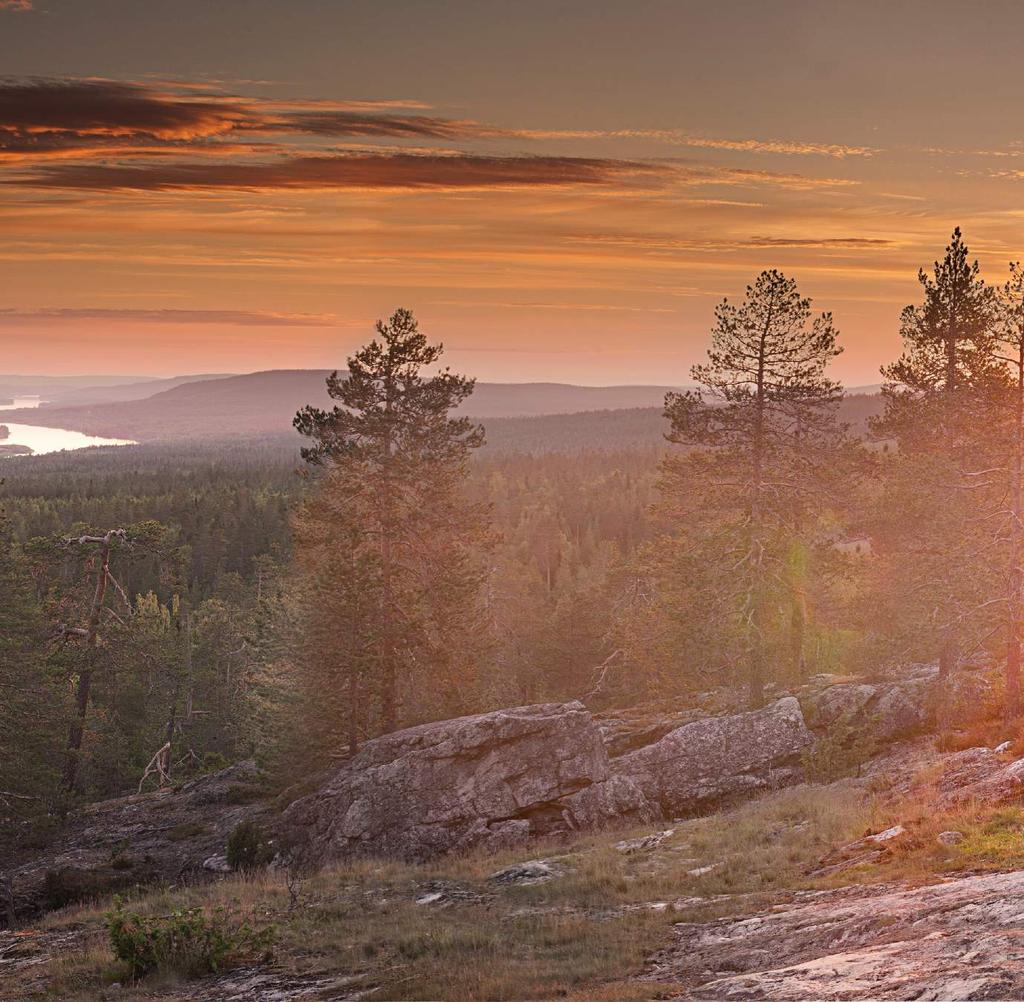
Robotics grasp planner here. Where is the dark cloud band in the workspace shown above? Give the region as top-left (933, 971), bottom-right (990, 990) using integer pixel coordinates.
top-left (7, 152), bottom-right (663, 192)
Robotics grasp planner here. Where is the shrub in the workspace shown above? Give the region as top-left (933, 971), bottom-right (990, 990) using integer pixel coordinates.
top-left (225, 820), bottom-right (274, 871)
top-left (105, 900), bottom-right (273, 980)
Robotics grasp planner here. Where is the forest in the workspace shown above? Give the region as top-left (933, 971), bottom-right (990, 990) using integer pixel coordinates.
top-left (3, 227), bottom-right (1023, 841)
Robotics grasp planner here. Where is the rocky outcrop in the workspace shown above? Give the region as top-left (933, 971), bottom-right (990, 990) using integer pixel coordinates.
top-left (646, 869), bottom-right (1024, 999)
top-left (611, 697), bottom-right (813, 815)
top-left (1, 761), bottom-right (270, 926)
top-left (285, 701), bottom-right (657, 866)
top-left (929, 745), bottom-right (1024, 808)
top-left (798, 664), bottom-right (992, 743)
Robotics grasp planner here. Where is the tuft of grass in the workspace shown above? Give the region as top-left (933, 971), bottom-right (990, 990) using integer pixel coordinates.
top-left (167, 821), bottom-right (208, 842)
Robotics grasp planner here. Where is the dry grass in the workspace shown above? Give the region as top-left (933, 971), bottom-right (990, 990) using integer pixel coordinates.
top-left (5, 782), bottom-right (880, 1001)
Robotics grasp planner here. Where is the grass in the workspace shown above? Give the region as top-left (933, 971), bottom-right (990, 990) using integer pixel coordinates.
top-left (5, 782), bottom-right (877, 1001)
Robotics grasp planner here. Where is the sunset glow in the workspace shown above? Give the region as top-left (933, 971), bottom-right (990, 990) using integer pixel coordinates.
top-left (4, 1), bottom-right (1024, 382)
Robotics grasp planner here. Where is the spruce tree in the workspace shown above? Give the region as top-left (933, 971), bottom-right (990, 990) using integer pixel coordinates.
top-left (294, 308), bottom-right (488, 738)
top-left (663, 270), bottom-right (843, 705)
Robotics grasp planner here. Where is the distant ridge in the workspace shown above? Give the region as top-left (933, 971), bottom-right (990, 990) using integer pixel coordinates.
top-left (0, 373), bottom-right (234, 406)
top-left (3, 369), bottom-right (683, 442)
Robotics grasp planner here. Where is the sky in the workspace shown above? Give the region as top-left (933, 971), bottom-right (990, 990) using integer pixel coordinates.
top-left (3, 0), bottom-right (1024, 384)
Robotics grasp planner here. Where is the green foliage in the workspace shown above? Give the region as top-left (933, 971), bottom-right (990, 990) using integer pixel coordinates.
top-left (225, 820), bottom-right (274, 871)
top-left (290, 308), bottom-right (491, 755)
top-left (105, 899), bottom-right (274, 980)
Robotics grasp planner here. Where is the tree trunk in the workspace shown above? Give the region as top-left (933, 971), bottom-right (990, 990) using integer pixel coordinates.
top-left (348, 658), bottom-right (359, 755)
top-left (789, 589), bottom-right (807, 683)
top-left (62, 659), bottom-right (95, 792)
top-left (746, 304), bottom-right (772, 708)
top-left (1006, 348), bottom-right (1024, 721)
top-left (938, 629), bottom-right (958, 680)
top-left (62, 533), bottom-right (114, 792)
top-left (379, 382), bottom-right (397, 733)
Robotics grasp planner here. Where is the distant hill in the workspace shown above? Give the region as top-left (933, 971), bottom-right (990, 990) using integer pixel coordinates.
top-left (482, 393), bottom-right (885, 453)
top-left (3, 370), bottom-right (682, 442)
top-left (0, 372), bottom-right (233, 406)
top-left (38, 373), bottom-right (234, 406)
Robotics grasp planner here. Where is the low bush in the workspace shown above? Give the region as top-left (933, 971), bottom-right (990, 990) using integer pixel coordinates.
top-left (105, 900), bottom-right (274, 980)
top-left (226, 819), bottom-right (275, 871)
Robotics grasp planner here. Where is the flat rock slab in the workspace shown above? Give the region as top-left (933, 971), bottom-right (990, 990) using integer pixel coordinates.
top-left (645, 869), bottom-right (1024, 1000)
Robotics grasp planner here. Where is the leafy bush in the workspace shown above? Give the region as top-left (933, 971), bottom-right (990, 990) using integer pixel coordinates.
top-left (105, 900), bottom-right (273, 980)
top-left (225, 819), bottom-right (275, 871)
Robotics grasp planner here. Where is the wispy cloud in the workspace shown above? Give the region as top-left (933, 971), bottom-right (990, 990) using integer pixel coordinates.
top-left (651, 165), bottom-right (859, 191)
top-left (570, 233), bottom-right (894, 252)
top-left (0, 307), bottom-right (340, 325)
top-left (0, 1), bottom-right (33, 10)
top-left (507, 129), bottom-right (876, 158)
top-left (428, 299), bottom-right (676, 313)
top-left (673, 135), bottom-right (877, 158)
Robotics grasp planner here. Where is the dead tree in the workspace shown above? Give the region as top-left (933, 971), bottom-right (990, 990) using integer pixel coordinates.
top-left (59, 529), bottom-right (128, 792)
top-left (137, 741), bottom-right (172, 793)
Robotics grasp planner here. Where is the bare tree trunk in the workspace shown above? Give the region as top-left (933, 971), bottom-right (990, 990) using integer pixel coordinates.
top-left (938, 629), bottom-right (958, 680)
top-left (348, 656), bottom-right (359, 755)
top-left (62, 531), bottom-right (116, 792)
top-left (1006, 347), bottom-right (1024, 721)
top-left (789, 590), bottom-right (807, 683)
top-left (747, 306), bottom-right (772, 709)
top-left (379, 378), bottom-right (397, 733)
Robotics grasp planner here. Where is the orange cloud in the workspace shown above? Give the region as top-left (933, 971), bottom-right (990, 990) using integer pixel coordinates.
top-left (0, 308), bottom-right (339, 325)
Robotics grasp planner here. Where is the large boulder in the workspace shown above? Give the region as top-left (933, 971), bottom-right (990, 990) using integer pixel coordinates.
top-left (285, 701), bottom-right (657, 866)
top-left (611, 696), bottom-right (813, 815)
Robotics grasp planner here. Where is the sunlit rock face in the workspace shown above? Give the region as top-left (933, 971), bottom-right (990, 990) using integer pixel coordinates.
top-left (646, 869), bottom-right (1024, 1000)
top-left (797, 663), bottom-right (992, 743)
top-left (285, 701), bottom-right (657, 865)
top-left (610, 697), bottom-right (813, 816)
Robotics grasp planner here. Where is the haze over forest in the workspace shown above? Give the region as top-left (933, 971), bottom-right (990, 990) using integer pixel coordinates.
top-left (10, 4), bottom-right (1024, 1001)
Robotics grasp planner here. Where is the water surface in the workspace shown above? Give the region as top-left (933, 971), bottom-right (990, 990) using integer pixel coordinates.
top-left (0, 398), bottom-right (135, 455)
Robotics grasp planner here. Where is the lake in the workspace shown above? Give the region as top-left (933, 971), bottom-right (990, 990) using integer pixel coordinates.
top-left (0, 397), bottom-right (136, 456)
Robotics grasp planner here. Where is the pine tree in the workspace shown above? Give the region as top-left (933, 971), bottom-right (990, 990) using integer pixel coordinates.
top-left (662, 270), bottom-right (843, 705)
top-left (874, 228), bottom-right (1004, 679)
top-left (996, 261), bottom-right (1024, 718)
top-left (0, 505), bottom-right (63, 842)
top-left (294, 308), bottom-right (488, 738)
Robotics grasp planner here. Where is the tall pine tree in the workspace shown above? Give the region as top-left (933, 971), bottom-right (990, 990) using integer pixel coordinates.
top-left (662, 270), bottom-right (844, 705)
top-left (294, 309), bottom-right (489, 741)
top-left (873, 228), bottom-right (1004, 679)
